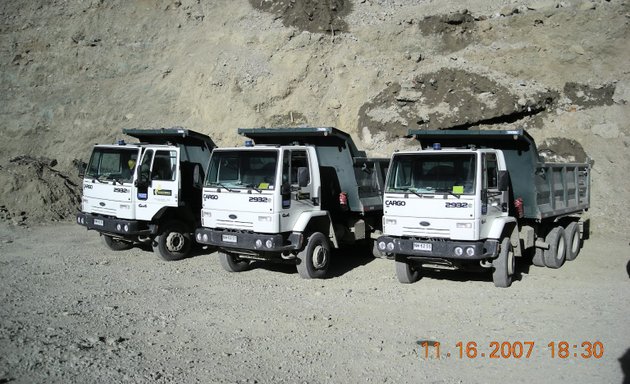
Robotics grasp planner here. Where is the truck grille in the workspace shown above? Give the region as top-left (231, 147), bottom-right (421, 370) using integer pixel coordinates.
top-left (216, 219), bottom-right (254, 230)
top-left (402, 227), bottom-right (450, 238)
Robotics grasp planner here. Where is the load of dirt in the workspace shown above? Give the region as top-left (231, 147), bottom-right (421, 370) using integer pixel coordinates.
top-left (0, 156), bottom-right (81, 227)
top-left (249, 0), bottom-right (351, 33)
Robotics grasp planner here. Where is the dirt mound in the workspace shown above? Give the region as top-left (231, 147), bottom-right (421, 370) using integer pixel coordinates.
top-left (358, 68), bottom-right (557, 140)
top-left (418, 10), bottom-right (477, 52)
top-left (0, 156), bottom-right (81, 227)
top-left (249, 0), bottom-right (351, 33)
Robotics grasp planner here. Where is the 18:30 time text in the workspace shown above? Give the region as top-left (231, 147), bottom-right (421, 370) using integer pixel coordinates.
top-left (418, 341), bottom-right (604, 359)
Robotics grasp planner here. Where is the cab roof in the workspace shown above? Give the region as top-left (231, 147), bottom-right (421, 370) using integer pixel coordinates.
top-left (123, 127), bottom-right (216, 149)
top-left (237, 127), bottom-right (366, 158)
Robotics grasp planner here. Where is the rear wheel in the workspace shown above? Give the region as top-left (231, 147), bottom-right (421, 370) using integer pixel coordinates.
top-left (102, 235), bottom-right (133, 251)
top-left (296, 232), bottom-right (331, 279)
top-left (395, 256), bottom-right (421, 284)
top-left (564, 221), bottom-right (581, 261)
top-left (543, 226), bottom-right (566, 269)
top-left (152, 220), bottom-right (192, 261)
top-left (492, 237), bottom-right (514, 288)
top-left (218, 251), bottom-right (250, 272)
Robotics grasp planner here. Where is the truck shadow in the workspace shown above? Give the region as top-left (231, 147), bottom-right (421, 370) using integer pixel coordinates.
top-left (620, 348), bottom-right (630, 384)
top-left (416, 258), bottom-right (532, 284)
top-left (242, 248), bottom-right (375, 278)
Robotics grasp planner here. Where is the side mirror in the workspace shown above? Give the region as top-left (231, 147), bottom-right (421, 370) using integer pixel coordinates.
top-left (77, 162), bottom-right (87, 178)
top-left (281, 183), bottom-right (291, 208)
top-left (297, 167), bottom-right (309, 187)
top-left (497, 170), bottom-right (510, 192)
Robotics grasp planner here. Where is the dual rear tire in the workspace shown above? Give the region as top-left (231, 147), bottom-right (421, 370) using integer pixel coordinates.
top-left (533, 221), bottom-right (581, 268)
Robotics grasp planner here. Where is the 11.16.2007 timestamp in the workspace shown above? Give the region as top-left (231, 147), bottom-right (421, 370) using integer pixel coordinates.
top-left (418, 340), bottom-right (604, 360)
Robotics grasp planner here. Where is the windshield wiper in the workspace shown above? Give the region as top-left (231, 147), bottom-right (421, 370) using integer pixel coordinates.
top-left (245, 184), bottom-right (262, 193)
top-left (92, 175), bottom-right (108, 184)
top-left (214, 182), bottom-right (235, 192)
top-left (402, 187), bottom-right (423, 198)
top-left (435, 187), bottom-right (461, 199)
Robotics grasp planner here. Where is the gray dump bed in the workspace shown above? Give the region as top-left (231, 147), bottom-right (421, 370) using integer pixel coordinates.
top-left (408, 129), bottom-right (590, 220)
top-left (239, 127), bottom-right (388, 214)
top-left (123, 127), bottom-right (216, 172)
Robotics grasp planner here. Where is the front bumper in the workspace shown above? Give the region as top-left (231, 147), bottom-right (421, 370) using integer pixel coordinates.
top-left (376, 236), bottom-right (499, 260)
top-left (195, 228), bottom-right (303, 253)
top-left (76, 212), bottom-right (152, 236)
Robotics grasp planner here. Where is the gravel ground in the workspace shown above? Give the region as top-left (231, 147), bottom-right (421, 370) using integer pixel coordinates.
top-left (0, 222), bottom-right (628, 383)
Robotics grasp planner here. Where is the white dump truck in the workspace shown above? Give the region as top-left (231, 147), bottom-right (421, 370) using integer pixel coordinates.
top-left (195, 127), bottom-right (388, 278)
top-left (377, 129), bottom-right (590, 287)
top-left (77, 127), bottom-right (216, 260)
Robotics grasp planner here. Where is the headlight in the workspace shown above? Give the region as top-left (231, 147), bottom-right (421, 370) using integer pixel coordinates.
top-left (454, 247), bottom-right (463, 256)
top-left (196, 233), bottom-right (202, 242)
top-left (202, 234), bottom-right (208, 242)
top-left (258, 216), bottom-right (272, 222)
top-left (456, 222), bottom-right (472, 229)
top-left (385, 218), bottom-right (397, 225)
top-left (120, 204), bottom-right (131, 210)
top-left (202, 210), bottom-right (212, 218)
top-left (386, 242), bottom-right (395, 251)
top-left (265, 239), bottom-right (274, 249)
top-left (255, 239), bottom-right (263, 248)
top-left (466, 247), bottom-right (475, 257)
top-left (123, 224), bottom-right (129, 232)
top-left (378, 241), bottom-right (386, 251)
top-left (116, 224), bottom-right (122, 231)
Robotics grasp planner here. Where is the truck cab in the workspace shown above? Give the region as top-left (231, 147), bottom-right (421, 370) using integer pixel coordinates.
top-left (195, 127), bottom-right (388, 279)
top-left (77, 127), bottom-right (216, 260)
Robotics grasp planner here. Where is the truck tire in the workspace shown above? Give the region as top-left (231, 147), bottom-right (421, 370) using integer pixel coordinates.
top-left (218, 251), bottom-right (250, 272)
top-left (102, 235), bottom-right (133, 251)
top-left (543, 226), bottom-right (566, 269)
top-left (564, 221), bottom-right (581, 261)
top-left (492, 237), bottom-right (514, 288)
top-left (152, 220), bottom-right (191, 261)
top-left (395, 256), bottom-right (421, 284)
top-left (532, 248), bottom-right (545, 267)
top-left (296, 232), bottom-right (330, 279)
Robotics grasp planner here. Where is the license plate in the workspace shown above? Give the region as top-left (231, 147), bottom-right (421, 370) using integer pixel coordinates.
top-left (413, 242), bottom-right (432, 251)
top-left (93, 219), bottom-right (104, 226)
top-left (222, 234), bottom-right (237, 243)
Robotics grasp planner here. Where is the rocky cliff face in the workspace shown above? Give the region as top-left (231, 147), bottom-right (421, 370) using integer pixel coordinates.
top-left (1, 0), bottom-right (628, 233)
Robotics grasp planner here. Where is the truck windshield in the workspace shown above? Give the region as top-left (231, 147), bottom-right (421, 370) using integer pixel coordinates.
top-left (206, 150), bottom-right (278, 190)
top-left (386, 153), bottom-right (476, 195)
top-left (86, 147), bottom-right (139, 183)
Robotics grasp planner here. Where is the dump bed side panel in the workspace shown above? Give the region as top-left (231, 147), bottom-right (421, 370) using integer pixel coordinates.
top-left (535, 162), bottom-right (590, 219)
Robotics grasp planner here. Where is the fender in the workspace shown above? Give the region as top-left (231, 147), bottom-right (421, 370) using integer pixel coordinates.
top-left (292, 211), bottom-right (339, 248)
top-left (486, 216), bottom-right (517, 240)
top-left (292, 210), bottom-right (329, 233)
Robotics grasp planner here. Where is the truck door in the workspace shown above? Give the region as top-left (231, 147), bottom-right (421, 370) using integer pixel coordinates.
top-left (480, 152), bottom-right (507, 236)
top-left (279, 149), bottom-right (315, 232)
top-left (136, 148), bottom-right (180, 221)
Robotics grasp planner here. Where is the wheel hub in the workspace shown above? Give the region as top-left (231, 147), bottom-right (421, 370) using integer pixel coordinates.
top-left (166, 232), bottom-right (185, 252)
top-left (311, 245), bottom-right (329, 269)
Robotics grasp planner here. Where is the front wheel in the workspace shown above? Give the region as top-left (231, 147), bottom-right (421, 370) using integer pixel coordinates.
top-left (102, 234), bottom-right (133, 251)
top-left (152, 220), bottom-right (192, 261)
top-left (218, 251), bottom-right (250, 272)
top-left (492, 237), bottom-right (514, 288)
top-left (395, 256), bottom-right (421, 284)
top-left (296, 232), bottom-right (331, 279)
